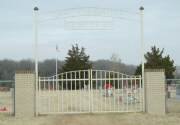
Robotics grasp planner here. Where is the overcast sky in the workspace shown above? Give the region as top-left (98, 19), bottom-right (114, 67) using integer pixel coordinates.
top-left (0, 0), bottom-right (180, 65)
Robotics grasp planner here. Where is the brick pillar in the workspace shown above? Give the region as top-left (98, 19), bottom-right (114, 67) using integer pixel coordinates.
top-left (144, 69), bottom-right (166, 115)
top-left (15, 71), bottom-right (35, 117)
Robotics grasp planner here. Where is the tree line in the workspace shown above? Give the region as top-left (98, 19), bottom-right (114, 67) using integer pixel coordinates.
top-left (0, 59), bottom-right (136, 80)
top-left (0, 44), bottom-right (179, 80)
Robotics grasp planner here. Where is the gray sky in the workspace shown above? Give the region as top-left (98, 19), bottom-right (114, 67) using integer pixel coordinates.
top-left (0, 0), bottom-right (180, 65)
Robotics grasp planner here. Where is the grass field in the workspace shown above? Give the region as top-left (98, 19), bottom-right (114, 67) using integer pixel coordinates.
top-left (0, 112), bottom-right (180, 125)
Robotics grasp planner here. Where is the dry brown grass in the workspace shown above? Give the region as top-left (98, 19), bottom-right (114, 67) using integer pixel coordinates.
top-left (1, 113), bottom-right (180, 125)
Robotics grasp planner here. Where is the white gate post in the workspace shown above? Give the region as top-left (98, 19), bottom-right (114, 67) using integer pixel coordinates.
top-left (139, 6), bottom-right (145, 112)
top-left (33, 6), bottom-right (39, 116)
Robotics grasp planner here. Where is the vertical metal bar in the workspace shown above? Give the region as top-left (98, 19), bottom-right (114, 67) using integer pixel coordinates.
top-left (56, 76), bottom-right (58, 91)
top-left (57, 75), bottom-right (59, 92)
top-left (142, 76), bottom-right (145, 112)
top-left (135, 77), bottom-right (137, 112)
top-left (100, 71), bottom-right (103, 112)
top-left (57, 76), bottom-right (60, 112)
top-left (109, 72), bottom-right (111, 111)
top-left (139, 77), bottom-right (142, 110)
top-left (43, 78), bottom-right (45, 90)
top-left (71, 72), bottom-right (72, 112)
top-left (88, 70), bottom-right (91, 113)
top-left (56, 49), bottom-right (58, 86)
top-left (75, 71), bottom-right (77, 112)
top-left (104, 71), bottom-right (106, 112)
top-left (53, 76), bottom-right (55, 91)
top-left (82, 71), bottom-right (86, 110)
top-left (52, 77), bottom-right (55, 112)
top-left (117, 73), bottom-right (120, 111)
top-left (37, 77), bottom-right (40, 114)
top-left (79, 71), bottom-right (81, 112)
top-left (96, 70), bottom-right (98, 112)
top-left (54, 77), bottom-right (56, 112)
top-left (130, 77), bottom-right (133, 111)
top-left (66, 73), bottom-right (68, 113)
top-left (83, 71), bottom-right (85, 112)
top-left (48, 78), bottom-right (50, 113)
top-left (122, 75), bottom-right (124, 111)
top-left (139, 76), bottom-right (142, 111)
top-left (91, 69), bottom-right (93, 112)
top-left (61, 75), bottom-right (63, 113)
top-left (40, 78), bottom-right (42, 113)
top-left (113, 72), bottom-right (116, 111)
top-left (126, 76), bottom-right (128, 112)
top-left (44, 78), bottom-right (49, 111)
top-left (47, 78), bottom-right (50, 93)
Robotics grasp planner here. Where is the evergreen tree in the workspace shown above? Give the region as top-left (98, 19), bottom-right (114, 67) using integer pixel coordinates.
top-left (60, 44), bottom-right (92, 90)
top-left (135, 46), bottom-right (176, 79)
top-left (61, 44), bottom-right (92, 72)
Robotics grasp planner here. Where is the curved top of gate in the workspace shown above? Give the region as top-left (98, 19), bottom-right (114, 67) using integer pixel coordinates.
top-left (40, 7), bottom-right (139, 20)
top-left (39, 69), bottom-right (141, 80)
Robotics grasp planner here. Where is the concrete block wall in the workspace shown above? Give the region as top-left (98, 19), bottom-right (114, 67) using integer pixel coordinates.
top-left (144, 69), bottom-right (166, 115)
top-left (15, 71), bottom-right (35, 117)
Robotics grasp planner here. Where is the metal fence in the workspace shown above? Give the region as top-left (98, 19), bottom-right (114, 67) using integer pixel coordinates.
top-left (37, 69), bottom-right (143, 114)
top-left (166, 79), bottom-right (180, 113)
top-left (0, 80), bottom-right (14, 115)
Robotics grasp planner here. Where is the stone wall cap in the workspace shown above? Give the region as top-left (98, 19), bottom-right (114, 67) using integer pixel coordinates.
top-left (145, 69), bottom-right (165, 72)
top-left (16, 70), bottom-right (35, 74)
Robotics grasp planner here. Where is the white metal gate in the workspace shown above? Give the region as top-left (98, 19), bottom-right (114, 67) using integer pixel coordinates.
top-left (37, 70), bottom-right (143, 114)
